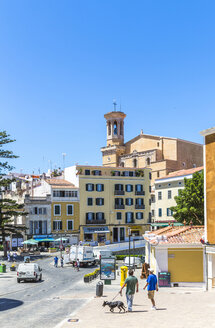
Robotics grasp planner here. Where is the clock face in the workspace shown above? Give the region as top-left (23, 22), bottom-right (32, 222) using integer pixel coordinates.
top-left (107, 157), bottom-right (111, 162)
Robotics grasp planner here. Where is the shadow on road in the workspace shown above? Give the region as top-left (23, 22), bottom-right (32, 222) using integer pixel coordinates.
top-left (0, 298), bottom-right (23, 311)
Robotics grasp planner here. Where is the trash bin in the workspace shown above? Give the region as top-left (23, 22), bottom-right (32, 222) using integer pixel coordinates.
top-left (96, 281), bottom-right (103, 297)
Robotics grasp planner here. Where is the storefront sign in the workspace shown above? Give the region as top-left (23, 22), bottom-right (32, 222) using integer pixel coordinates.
top-left (100, 258), bottom-right (116, 280)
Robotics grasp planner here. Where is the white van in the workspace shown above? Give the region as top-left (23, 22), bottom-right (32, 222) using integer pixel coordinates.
top-left (17, 263), bottom-right (42, 283)
top-left (124, 257), bottom-right (142, 268)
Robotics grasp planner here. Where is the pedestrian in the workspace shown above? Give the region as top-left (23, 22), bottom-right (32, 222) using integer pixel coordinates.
top-left (60, 257), bottom-right (64, 268)
top-left (76, 258), bottom-right (80, 271)
top-left (143, 268), bottom-right (158, 310)
top-left (13, 252), bottom-right (17, 262)
top-left (120, 269), bottom-right (139, 312)
top-left (7, 252), bottom-right (11, 262)
top-left (54, 256), bottom-right (58, 268)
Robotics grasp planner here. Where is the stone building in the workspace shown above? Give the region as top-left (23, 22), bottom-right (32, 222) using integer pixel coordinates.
top-left (101, 110), bottom-right (203, 182)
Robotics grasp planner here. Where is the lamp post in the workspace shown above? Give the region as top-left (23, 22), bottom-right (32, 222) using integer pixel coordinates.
top-left (128, 228), bottom-right (131, 269)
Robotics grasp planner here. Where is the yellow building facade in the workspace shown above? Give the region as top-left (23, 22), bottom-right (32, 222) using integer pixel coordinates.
top-left (65, 165), bottom-right (151, 243)
top-left (101, 110), bottom-right (203, 182)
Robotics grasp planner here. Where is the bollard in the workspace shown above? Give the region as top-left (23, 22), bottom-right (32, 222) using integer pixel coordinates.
top-left (96, 281), bottom-right (103, 297)
top-left (120, 266), bottom-right (128, 287)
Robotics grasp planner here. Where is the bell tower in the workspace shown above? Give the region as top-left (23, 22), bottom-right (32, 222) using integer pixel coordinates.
top-left (101, 109), bottom-right (126, 167)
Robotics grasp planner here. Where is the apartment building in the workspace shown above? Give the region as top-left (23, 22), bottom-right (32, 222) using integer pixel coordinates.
top-left (65, 165), bottom-right (151, 243)
top-left (154, 166), bottom-right (203, 226)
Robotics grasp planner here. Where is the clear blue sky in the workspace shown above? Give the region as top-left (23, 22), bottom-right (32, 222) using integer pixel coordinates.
top-left (1, 0), bottom-right (215, 174)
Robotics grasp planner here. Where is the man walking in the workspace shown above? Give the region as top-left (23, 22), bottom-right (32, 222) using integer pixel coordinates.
top-left (120, 269), bottom-right (138, 312)
top-left (54, 256), bottom-right (58, 268)
top-left (143, 268), bottom-right (158, 310)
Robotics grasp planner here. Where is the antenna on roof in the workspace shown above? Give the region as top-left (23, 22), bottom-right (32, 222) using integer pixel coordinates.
top-left (113, 99), bottom-right (117, 111)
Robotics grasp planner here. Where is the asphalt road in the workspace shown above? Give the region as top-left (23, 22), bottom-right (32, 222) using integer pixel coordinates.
top-left (0, 254), bottom-right (97, 328)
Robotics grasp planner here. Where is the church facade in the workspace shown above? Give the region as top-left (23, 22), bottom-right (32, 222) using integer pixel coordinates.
top-left (101, 110), bottom-right (203, 182)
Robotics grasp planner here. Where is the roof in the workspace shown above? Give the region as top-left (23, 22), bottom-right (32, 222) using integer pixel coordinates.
top-left (45, 179), bottom-right (77, 189)
top-left (200, 127), bottom-right (215, 137)
top-left (156, 166), bottom-right (203, 181)
top-left (144, 225), bottom-right (204, 246)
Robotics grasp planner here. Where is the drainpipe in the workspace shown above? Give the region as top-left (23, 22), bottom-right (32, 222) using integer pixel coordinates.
top-left (204, 245), bottom-right (208, 291)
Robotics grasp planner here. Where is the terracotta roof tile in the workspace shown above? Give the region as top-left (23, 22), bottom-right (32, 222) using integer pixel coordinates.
top-left (156, 166), bottom-right (203, 180)
top-left (145, 226), bottom-right (204, 245)
top-left (45, 179), bottom-right (77, 189)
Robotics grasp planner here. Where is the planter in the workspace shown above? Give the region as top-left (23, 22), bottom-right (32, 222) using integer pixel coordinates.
top-left (84, 276), bottom-right (90, 283)
top-left (49, 248), bottom-right (56, 253)
top-left (0, 265), bottom-right (6, 273)
top-left (10, 267), bottom-right (16, 271)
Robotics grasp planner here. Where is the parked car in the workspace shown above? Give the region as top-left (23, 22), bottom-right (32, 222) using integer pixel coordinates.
top-left (124, 256), bottom-right (142, 268)
top-left (17, 263), bottom-right (42, 283)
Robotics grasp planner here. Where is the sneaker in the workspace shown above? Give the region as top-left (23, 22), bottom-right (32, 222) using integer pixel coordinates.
top-left (151, 306), bottom-right (156, 310)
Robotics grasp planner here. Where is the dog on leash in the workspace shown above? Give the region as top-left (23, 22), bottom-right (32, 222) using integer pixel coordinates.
top-left (102, 301), bottom-right (126, 313)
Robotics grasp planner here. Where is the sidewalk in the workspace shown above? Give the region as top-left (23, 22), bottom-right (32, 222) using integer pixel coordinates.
top-left (55, 268), bottom-right (215, 328)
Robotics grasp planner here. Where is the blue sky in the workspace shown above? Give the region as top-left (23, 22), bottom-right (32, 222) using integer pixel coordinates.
top-left (1, 0), bottom-right (215, 174)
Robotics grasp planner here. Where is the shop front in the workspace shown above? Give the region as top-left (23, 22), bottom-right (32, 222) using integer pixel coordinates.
top-left (82, 226), bottom-right (110, 243)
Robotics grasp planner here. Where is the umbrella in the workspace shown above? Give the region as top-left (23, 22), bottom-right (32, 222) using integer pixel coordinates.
top-left (23, 239), bottom-right (38, 245)
top-left (38, 238), bottom-right (54, 242)
top-left (55, 237), bottom-right (68, 242)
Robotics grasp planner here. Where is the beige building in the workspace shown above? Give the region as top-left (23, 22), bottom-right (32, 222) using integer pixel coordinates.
top-left (101, 110), bottom-right (203, 182)
top-left (153, 166), bottom-right (203, 226)
top-left (65, 165), bottom-right (151, 243)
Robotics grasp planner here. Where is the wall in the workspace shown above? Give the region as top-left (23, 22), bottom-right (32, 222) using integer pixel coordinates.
top-left (155, 248), bottom-right (168, 274)
top-left (51, 201), bottom-right (79, 233)
top-left (205, 134), bottom-right (215, 244)
top-left (177, 140), bottom-right (203, 170)
top-left (168, 248), bottom-right (203, 282)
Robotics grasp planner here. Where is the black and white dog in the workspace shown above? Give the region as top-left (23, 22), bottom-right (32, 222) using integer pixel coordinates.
top-left (102, 301), bottom-right (126, 313)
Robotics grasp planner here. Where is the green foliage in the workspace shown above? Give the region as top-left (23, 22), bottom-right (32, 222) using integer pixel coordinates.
top-left (170, 171), bottom-right (204, 225)
top-left (0, 131), bottom-right (27, 257)
top-left (115, 255), bottom-right (141, 260)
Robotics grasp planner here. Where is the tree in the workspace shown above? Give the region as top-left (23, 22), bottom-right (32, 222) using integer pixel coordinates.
top-left (170, 170), bottom-right (204, 225)
top-left (0, 131), bottom-right (27, 257)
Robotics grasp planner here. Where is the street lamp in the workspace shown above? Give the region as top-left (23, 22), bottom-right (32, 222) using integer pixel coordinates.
top-left (128, 228), bottom-right (131, 269)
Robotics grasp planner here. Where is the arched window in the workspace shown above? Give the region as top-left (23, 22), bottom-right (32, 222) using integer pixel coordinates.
top-left (133, 159), bottom-right (137, 168)
top-left (108, 122), bottom-right (111, 135)
top-left (120, 121), bottom-right (123, 135)
top-left (113, 121), bottom-right (117, 135)
top-left (146, 158), bottom-right (150, 165)
top-left (120, 161), bottom-right (124, 167)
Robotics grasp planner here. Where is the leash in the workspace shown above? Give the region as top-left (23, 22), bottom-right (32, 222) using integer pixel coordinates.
top-left (111, 292), bottom-right (120, 302)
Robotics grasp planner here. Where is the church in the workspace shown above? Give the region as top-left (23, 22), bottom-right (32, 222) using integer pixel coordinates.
top-left (101, 110), bottom-right (203, 182)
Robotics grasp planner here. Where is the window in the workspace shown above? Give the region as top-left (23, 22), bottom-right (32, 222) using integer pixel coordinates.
top-left (149, 186), bottom-right (151, 192)
top-left (122, 171), bottom-right (129, 176)
top-left (158, 208), bottom-right (162, 217)
top-left (126, 198), bottom-right (133, 206)
top-left (87, 198), bottom-right (93, 206)
top-left (126, 184), bottom-right (133, 192)
top-left (67, 220), bottom-right (73, 230)
top-left (167, 208), bottom-right (173, 216)
top-left (113, 121), bottom-right (117, 135)
top-left (178, 182), bottom-right (182, 185)
top-left (135, 184), bottom-right (143, 192)
top-left (149, 199), bottom-right (151, 205)
top-left (96, 184), bottom-right (104, 192)
top-left (152, 210), bottom-right (155, 217)
top-left (108, 122), bottom-right (111, 135)
top-left (158, 191), bottom-right (162, 200)
top-left (85, 169), bottom-right (90, 175)
top-left (72, 191), bottom-right (78, 197)
top-left (43, 208), bottom-right (47, 215)
top-left (92, 170), bottom-right (101, 176)
top-left (146, 158), bottom-right (150, 165)
top-left (54, 204), bottom-right (61, 216)
top-left (116, 213), bottom-right (122, 220)
top-left (168, 190), bottom-right (172, 199)
top-left (39, 208), bottom-right (42, 215)
top-left (136, 198), bottom-right (144, 206)
top-left (136, 212), bottom-right (143, 220)
top-left (53, 220), bottom-right (62, 231)
top-left (149, 212), bottom-right (152, 221)
top-left (96, 212), bottom-right (104, 220)
top-left (126, 212), bottom-right (134, 223)
top-left (149, 172), bottom-right (152, 180)
top-left (115, 198), bottom-right (124, 205)
top-left (157, 172), bottom-right (160, 178)
top-left (96, 198), bottom-right (104, 206)
top-left (157, 142), bottom-right (159, 147)
top-left (67, 204), bottom-right (73, 215)
top-left (86, 183), bottom-right (94, 191)
top-left (168, 183), bottom-right (171, 186)
top-left (86, 212), bottom-right (94, 221)
top-left (34, 207), bottom-right (38, 215)
top-left (133, 159), bottom-right (137, 168)
top-left (115, 184), bottom-right (123, 191)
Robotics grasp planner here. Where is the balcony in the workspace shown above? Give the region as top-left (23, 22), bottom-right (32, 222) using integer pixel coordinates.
top-left (126, 219), bottom-right (134, 224)
top-left (135, 191), bottom-right (145, 195)
top-left (114, 190), bottom-right (125, 195)
top-left (115, 204), bottom-right (125, 209)
top-left (86, 219), bottom-right (106, 225)
top-left (135, 204), bottom-right (145, 209)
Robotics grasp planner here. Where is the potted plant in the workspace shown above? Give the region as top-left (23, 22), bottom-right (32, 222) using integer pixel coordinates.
top-left (10, 263), bottom-right (16, 271)
top-left (0, 263), bottom-right (6, 273)
top-left (84, 274), bottom-right (90, 283)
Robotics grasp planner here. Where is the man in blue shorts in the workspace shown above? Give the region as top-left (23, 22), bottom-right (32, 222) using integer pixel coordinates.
top-left (143, 268), bottom-right (158, 310)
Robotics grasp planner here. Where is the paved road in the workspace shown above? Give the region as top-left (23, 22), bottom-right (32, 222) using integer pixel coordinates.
top-left (0, 254), bottom-right (97, 328)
